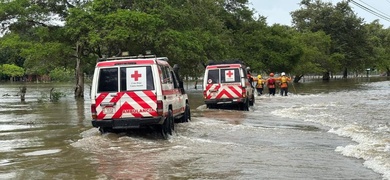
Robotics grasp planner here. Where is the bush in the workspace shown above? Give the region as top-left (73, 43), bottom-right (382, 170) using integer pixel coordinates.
top-left (50, 88), bottom-right (66, 102)
top-left (49, 67), bottom-right (75, 82)
top-left (37, 88), bottom-right (66, 102)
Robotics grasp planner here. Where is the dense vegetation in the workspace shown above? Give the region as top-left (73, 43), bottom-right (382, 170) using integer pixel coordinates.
top-left (0, 0), bottom-right (389, 98)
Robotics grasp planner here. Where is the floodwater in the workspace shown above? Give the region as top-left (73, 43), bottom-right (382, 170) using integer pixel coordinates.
top-left (0, 77), bottom-right (389, 180)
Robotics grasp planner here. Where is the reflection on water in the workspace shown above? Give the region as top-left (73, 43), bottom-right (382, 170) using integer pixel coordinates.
top-left (0, 82), bottom-right (96, 179)
top-left (23, 149), bottom-right (62, 156)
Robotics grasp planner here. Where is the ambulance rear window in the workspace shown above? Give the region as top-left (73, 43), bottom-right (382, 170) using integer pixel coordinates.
top-left (120, 66), bottom-right (154, 91)
top-left (97, 68), bottom-right (118, 92)
top-left (207, 70), bottom-right (219, 84)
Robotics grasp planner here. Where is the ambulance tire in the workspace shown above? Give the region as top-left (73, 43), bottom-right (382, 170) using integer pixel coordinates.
top-left (240, 98), bottom-right (249, 111)
top-left (160, 126), bottom-right (168, 140)
top-left (249, 94), bottom-right (255, 106)
top-left (181, 104), bottom-right (191, 123)
top-left (168, 110), bottom-right (174, 135)
top-left (207, 104), bottom-right (217, 109)
top-left (160, 115), bottom-right (171, 139)
top-left (186, 104), bottom-right (191, 122)
top-left (99, 127), bottom-right (113, 134)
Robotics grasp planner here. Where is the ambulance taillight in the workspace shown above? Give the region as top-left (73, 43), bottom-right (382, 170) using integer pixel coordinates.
top-left (157, 100), bottom-right (163, 116)
top-left (242, 88), bottom-right (247, 98)
top-left (91, 104), bottom-right (97, 119)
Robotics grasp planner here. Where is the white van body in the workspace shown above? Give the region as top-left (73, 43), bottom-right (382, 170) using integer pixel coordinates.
top-left (203, 62), bottom-right (255, 111)
top-left (90, 55), bottom-right (190, 138)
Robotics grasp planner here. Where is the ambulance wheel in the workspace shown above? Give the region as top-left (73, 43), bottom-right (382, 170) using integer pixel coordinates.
top-left (181, 104), bottom-right (191, 123)
top-left (241, 98), bottom-right (249, 111)
top-left (99, 127), bottom-right (112, 134)
top-left (160, 118), bottom-right (170, 140)
top-left (206, 104), bottom-right (216, 109)
top-left (187, 104), bottom-right (191, 122)
top-left (249, 94), bottom-right (255, 106)
top-left (168, 110), bottom-right (174, 135)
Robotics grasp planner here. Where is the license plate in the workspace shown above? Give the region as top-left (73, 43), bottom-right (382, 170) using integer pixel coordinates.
top-left (103, 107), bottom-right (114, 114)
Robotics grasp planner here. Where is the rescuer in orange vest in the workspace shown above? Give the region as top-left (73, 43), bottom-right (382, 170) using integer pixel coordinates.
top-left (265, 73), bottom-right (276, 96)
top-left (256, 75), bottom-right (265, 96)
top-left (275, 72), bottom-right (292, 96)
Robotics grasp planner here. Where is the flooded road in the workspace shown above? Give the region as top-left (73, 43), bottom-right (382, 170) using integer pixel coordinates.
top-left (0, 78), bottom-right (389, 179)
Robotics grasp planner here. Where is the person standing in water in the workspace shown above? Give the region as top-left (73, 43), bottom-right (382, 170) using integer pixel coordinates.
top-left (256, 75), bottom-right (265, 96)
top-left (266, 73), bottom-right (276, 96)
top-left (276, 72), bottom-right (292, 96)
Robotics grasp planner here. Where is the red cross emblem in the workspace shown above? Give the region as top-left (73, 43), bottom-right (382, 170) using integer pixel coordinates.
top-left (131, 70), bottom-right (142, 81)
top-left (226, 70), bottom-right (233, 77)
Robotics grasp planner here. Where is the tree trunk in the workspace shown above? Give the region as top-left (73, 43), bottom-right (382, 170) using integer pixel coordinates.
top-left (75, 71), bottom-right (84, 98)
top-left (19, 86), bottom-right (26, 102)
top-left (387, 67), bottom-right (390, 76)
top-left (74, 42), bottom-right (84, 98)
top-left (343, 67), bottom-right (348, 78)
top-left (293, 74), bottom-right (303, 83)
top-left (322, 71), bottom-right (330, 81)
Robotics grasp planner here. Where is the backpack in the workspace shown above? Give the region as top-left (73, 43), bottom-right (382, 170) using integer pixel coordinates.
top-left (268, 78), bottom-right (275, 85)
top-left (281, 77), bottom-right (287, 83)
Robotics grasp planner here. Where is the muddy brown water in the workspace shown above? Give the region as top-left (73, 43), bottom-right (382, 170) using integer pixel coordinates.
top-left (0, 77), bottom-right (389, 179)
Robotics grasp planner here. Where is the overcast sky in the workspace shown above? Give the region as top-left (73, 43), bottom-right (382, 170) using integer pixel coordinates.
top-left (248, 0), bottom-right (390, 28)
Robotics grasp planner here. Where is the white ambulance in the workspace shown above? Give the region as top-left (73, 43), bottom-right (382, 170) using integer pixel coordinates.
top-left (90, 55), bottom-right (190, 139)
top-left (203, 61), bottom-right (255, 111)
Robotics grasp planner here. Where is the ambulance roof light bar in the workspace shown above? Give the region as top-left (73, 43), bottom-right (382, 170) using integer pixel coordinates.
top-left (207, 59), bottom-right (245, 66)
top-left (157, 57), bottom-right (168, 61)
top-left (98, 54), bottom-right (163, 62)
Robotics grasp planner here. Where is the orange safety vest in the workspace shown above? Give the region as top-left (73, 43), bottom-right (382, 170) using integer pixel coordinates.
top-left (280, 76), bottom-right (289, 88)
top-left (267, 78), bottom-right (276, 88)
top-left (256, 79), bottom-right (264, 88)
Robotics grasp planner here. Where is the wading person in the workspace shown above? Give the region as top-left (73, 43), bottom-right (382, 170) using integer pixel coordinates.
top-left (277, 72), bottom-right (291, 96)
top-left (246, 67), bottom-right (254, 88)
top-left (256, 75), bottom-right (265, 96)
top-left (266, 73), bottom-right (276, 96)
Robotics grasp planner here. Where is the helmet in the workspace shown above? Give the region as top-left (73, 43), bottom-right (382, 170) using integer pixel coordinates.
top-left (269, 73), bottom-right (274, 77)
top-left (257, 75), bottom-right (261, 79)
top-left (281, 72), bottom-right (286, 76)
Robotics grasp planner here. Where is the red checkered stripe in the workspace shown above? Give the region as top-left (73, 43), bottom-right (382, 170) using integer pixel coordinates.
top-left (205, 84), bottom-right (242, 99)
top-left (95, 91), bottom-right (158, 119)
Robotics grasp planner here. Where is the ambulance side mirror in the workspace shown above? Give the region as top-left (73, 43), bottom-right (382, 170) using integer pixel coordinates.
top-left (173, 64), bottom-right (186, 93)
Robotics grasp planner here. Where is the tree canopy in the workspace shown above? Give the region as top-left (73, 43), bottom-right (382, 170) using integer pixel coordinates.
top-left (0, 0), bottom-right (389, 97)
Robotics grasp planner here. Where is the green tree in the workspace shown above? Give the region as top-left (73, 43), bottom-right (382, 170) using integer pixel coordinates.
top-left (291, 0), bottom-right (370, 79)
top-left (49, 67), bottom-right (75, 82)
top-left (0, 64), bottom-right (25, 81)
top-left (364, 21), bottom-right (390, 76)
top-left (293, 30), bottom-right (345, 81)
top-left (0, 0), bottom-right (85, 96)
top-left (255, 25), bottom-right (303, 74)
top-left (65, 0), bottom-right (253, 80)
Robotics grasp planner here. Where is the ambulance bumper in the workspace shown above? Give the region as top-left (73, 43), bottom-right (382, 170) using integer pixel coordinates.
top-left (205, 98), bottom-right (247, 105)
top-left (92, 117), bottom-right (164, 129)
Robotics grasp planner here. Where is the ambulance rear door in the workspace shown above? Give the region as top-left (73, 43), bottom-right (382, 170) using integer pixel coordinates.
top-left (118, 66), bottom-right (158, 119)
top-left (204, 68), bottom-right (220, 100)
top-left (219, 68), bottom-right (242, 99)
top-left (94, 67), bottom-right (121, 120)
